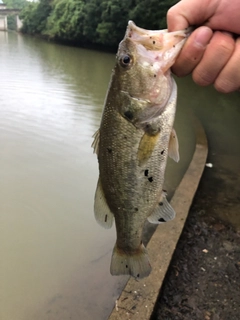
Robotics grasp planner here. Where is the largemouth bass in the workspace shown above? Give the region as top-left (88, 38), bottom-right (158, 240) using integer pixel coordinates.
top-left (92, 21), bottom-right (189, 279)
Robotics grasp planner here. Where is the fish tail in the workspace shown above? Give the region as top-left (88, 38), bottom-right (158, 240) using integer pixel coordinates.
top-left (110, 243), bottom-right (152, 279)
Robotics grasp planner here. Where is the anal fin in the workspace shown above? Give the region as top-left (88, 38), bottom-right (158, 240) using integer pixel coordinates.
top-left (147, 191), bottom-right (175, 224)
top-left (94, 178), bottom-right (114, 229)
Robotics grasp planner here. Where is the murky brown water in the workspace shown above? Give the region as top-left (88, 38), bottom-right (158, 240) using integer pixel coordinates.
top-left (0, 31), bottom-right (196, 320)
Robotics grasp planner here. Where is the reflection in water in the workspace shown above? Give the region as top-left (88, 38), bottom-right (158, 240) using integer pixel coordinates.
top-left (0, 32), bottom-right (194, 320)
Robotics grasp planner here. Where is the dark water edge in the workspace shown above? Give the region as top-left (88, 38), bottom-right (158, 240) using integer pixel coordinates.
top-left (19, 31), bottom-right (118, 53)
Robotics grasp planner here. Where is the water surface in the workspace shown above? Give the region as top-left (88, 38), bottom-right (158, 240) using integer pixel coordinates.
top-left (0, 32), bottom-right (195, 320)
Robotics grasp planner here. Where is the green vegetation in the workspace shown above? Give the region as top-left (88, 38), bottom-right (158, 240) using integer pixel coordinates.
top-left (46, 0), bottom-right (85, 41)
top-left (4, 0), bottom-right (28, 9)
top-left (20, 0), bottom-right (51, 34)
top-left (7, 14), bottom-right (16, 30)
top-left (19, 0), bottom-right (178, 48)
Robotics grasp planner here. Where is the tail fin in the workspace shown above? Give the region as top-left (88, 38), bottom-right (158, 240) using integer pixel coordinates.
top-left (110, 243), bottom-right (152, 279)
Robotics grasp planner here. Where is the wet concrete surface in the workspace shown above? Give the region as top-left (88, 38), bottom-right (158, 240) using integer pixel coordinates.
top-left (152, 165), bottom-right (240, 320)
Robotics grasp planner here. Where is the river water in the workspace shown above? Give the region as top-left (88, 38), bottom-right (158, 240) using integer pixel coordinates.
top-left (0, 31), bottom-right (239, 320)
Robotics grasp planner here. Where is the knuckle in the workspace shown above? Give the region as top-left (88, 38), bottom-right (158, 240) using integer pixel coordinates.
top-left (213, 33), bottom-right (235, 57)
top-left (167, 8), bottom-right (175, 20)
top-left (192, 68), bottom-right (213, 86)
top-left (218, 40), bottom-right (234, 56)
top-left (214, 78), bottom-right (236, 93)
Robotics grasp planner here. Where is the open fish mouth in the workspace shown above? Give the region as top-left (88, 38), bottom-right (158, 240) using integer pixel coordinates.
top-left (115, 21), bottom-right (191, 117)
top-left (125, 20), bottom-right (191, 52)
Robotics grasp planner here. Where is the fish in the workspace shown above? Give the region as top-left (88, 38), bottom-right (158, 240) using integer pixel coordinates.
top-left (92, 21), bottom-right (190, 279)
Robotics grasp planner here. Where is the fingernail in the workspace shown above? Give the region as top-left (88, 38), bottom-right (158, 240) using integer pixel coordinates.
top-left (194, 26), bottom-right (213, 48)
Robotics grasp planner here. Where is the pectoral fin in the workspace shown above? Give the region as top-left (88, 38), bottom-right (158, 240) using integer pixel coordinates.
top-left (91, 128), bottom-right (100, 155)
top-left (147, 192), bottom-right (175, 224)
top-left (137, 132), bottom-right (160, 166)
top-left (168, 128), bottom-right (180, 162)
top-left (94, 178), bottom-right (114, 229)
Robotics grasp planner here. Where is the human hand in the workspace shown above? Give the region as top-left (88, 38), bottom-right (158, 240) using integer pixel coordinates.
top-left (167, 0), bottom-right (240, 93)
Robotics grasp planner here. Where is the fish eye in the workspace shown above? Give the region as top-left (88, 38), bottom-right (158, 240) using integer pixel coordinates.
top-left (120, 54), bottom-right (132, 67)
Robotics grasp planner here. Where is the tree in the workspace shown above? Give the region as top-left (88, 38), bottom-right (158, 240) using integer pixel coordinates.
top-left (129, 0), bottom-right (178, 30)
top-left (4, 0), bottom-right (28, 10)
top-left (20, 0), bottom-right (52, 34)
top-left (20, 0), bottom-right (180, 48)
top-left (82, 0), bottom-right (102, 42)
top-left (96, 0), bottom-right (131, 46)
top-left (46, 0), bottom-right (85, 41)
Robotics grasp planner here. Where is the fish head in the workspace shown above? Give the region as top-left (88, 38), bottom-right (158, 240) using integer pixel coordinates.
top-left (113, 21), bottom-right (190, 109)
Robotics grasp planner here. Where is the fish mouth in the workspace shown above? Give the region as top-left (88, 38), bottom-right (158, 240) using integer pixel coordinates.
top-left (125, 20), bottom-right (191, 52)
top-left (117, 21), bottom-right (191, 110)
top-left (123, 20), bottom-right (191, 83)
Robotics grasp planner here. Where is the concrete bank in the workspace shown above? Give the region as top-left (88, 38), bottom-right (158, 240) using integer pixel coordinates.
top-left (108, 116), bottom-right (208, 320)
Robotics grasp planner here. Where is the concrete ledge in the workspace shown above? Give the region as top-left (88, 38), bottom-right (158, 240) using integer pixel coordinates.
top-left (108, 116), bottom-right (208, 320)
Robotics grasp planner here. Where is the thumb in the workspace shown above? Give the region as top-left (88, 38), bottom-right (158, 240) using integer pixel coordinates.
top-left (167, 0), bottom-right (218, 31)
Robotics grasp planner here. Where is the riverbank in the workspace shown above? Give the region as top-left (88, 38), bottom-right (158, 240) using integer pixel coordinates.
top-left (19, 31), bottom-right (118, 53)
top-left (19, 0), bottom-right (173, 51)
top-left (152, 155), bottom-right (240, 320)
